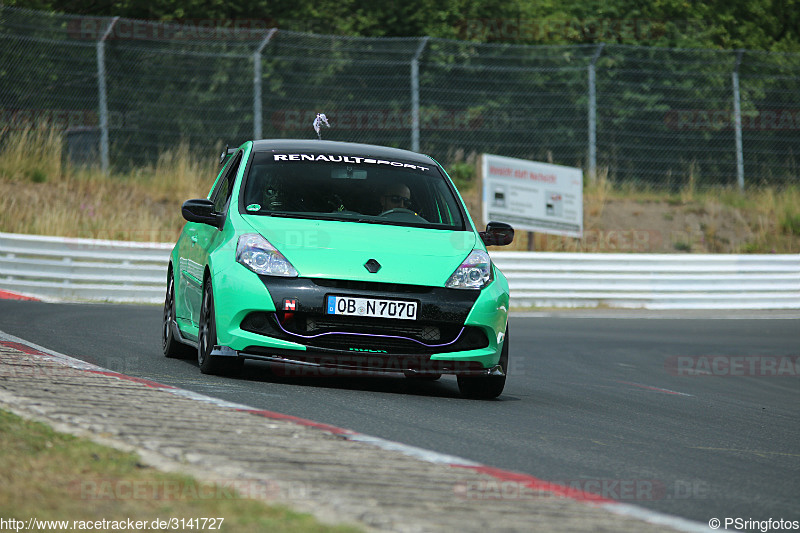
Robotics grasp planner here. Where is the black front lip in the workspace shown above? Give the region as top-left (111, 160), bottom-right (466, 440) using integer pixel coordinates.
top-left (236, 348), bottom-right (503, 377)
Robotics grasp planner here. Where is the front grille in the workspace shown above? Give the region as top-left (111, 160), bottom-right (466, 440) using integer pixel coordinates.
top-left (310, 279), bottom-right (431, 294)
top-left (305, 316), bottom-right (442, 341)
top-left (306, 335), bottom-right (427, 354)
top-left (255, 276), bottom-right (479, 324)
top-left (241, 312), bottom-right (489, 355)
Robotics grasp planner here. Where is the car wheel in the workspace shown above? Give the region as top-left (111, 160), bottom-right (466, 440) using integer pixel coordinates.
top-left (198, 277), bottom-right (242, 375)
top-left (163, 269), bottom-right (194, 359)
top-left (457, 325), bottom-right (508, 400)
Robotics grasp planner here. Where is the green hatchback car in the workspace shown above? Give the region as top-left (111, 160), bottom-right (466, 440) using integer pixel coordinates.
top-left (163, 139), bottom-right (514, 399)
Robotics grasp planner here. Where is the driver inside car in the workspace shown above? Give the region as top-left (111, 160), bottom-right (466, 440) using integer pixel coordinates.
top-left (380, 182), bottom-right (412, 214)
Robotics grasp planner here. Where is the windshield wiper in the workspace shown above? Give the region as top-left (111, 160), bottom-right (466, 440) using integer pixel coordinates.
top-left (262, 212), bottom-right (321, 220)
top-left (262, 211), bottom-right (374, 223)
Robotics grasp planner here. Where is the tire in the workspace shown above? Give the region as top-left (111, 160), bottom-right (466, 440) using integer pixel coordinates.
top-left (163, 269), bottom-right (194, 359)
top-left (457, 325), bottom-right (508, 400)
top-left (198, 277), bottom-right (242, 375)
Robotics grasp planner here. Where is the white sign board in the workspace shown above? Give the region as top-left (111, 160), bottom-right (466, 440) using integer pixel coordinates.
top-left (482, 154), bottom-right (583, 238)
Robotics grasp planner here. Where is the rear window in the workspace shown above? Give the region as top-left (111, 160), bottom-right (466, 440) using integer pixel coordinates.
top-left (239, 151), bottom-right (466, 230)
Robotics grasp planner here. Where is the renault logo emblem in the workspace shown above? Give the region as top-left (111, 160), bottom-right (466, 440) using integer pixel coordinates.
top-left (364, 259), bottom-right (381, 273)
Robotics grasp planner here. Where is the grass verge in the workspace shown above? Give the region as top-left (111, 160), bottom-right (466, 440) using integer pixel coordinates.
top-left (0, 409), bottom-right (360, 532)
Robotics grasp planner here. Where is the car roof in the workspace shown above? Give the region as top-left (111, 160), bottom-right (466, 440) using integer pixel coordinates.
top-left (250, 139), bottom-right (436, 166)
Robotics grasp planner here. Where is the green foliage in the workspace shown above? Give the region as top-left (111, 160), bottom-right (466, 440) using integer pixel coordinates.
top-left (781, 212), bottom-right (800, 235)
top-left (446, 161), bottom-right (475, 191)
top-left (28, 168), bottom-right (47, 183)
top-left (5, 0), bottom-right (799, 51)
top-left (3, 2), bottom-right (797, 189)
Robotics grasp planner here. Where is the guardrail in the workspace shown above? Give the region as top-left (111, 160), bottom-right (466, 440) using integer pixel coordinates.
top-left (1, 232), bottom-right (799, 309)
top-left (0, 232), bottom-right (171, 304)
top-left (491, 252), bottom-right (800, 310)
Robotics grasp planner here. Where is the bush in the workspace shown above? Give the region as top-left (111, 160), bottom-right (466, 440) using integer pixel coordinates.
top-left (446, 162), bottom-right (475, 191)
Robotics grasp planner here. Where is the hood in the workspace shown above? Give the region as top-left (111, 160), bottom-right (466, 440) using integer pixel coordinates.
top-left (241, 215), bottom-right (478, 287)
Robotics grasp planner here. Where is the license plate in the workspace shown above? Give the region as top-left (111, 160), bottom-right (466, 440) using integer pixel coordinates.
top-left (326, 295), bottom-right (418, 320)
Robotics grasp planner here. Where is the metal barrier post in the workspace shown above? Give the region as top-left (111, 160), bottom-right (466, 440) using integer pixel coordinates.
top-left (587, 43), bottom-right (604, 184)
top-left (411, 36), bottom-right (429, 153)
top-left (733, 49), bottom-right (745, 190)
top-left (96, 16), bottom-right (119, 174)
top-left (253, 28), bottom-right (277, 140)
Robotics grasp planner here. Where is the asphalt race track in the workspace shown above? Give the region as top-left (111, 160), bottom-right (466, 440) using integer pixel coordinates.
top-left (1, 299), bottom-right (798, 525)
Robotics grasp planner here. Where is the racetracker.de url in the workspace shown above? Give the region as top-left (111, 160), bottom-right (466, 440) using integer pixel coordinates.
top-left (0, 517), bottom-right (224, 531)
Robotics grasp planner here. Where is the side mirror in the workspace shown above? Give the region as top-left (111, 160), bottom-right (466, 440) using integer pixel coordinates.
top-left (480, 221), bottom-right (514, 247)
top-left (181, 199), bottom-right (223, 229)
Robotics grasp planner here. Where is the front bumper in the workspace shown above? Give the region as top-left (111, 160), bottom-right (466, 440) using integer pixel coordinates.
top-left (210, 270), bottom-right (509, 374)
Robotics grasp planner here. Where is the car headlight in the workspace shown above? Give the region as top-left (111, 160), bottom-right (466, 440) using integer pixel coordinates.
top-left (445, 249), bottom-right (493, 289)
top-left (236, 234), bottom-right (298, 277)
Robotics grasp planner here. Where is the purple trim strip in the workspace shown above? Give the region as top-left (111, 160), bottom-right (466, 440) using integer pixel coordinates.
top-left (274, 318), bottom-right (465, 348)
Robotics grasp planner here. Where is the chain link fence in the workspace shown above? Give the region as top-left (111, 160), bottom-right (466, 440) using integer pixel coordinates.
top-left (2, 6), bottom-right (799, 189)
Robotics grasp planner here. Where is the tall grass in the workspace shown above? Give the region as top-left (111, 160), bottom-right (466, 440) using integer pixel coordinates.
top-left (0, 128), bottom-right (214, 242)
top-left (734, 186), bottom-right (800, 252)
top-left (584, 166), bottom-right (611, 218)
top-left (0, 127), bottom-right (63, 183)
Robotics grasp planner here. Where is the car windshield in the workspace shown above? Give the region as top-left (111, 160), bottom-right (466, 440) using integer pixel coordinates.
top-left (240, 151), bottom-right (466, 230)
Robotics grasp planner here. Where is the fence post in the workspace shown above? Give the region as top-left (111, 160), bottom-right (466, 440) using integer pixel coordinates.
top-left (411, 36), bottom-right (429, 153)
top-left (587, 43), bottom-right (604, 184)
top-left (253, 28), bottom-right (278, 140)
top-left (732, 49), bottom-right (745, 190)
top-left (96, 16), bottom-right (118, 175)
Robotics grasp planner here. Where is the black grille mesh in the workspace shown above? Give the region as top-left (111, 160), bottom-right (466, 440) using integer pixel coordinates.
top-left (241, 312), bottom-right (489, 354)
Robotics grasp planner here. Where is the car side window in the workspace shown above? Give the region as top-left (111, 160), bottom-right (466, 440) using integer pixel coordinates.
top-left (211, 151), bottom-right (242, 213)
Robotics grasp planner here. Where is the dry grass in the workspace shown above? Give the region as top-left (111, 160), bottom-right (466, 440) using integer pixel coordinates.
top-left (489, 177), bottom-right (800, 253)
top-left (1, 128), bottom-right (798, 253)
top-left (679, 160), bottom-right (699, 205)
top-left (0, 127), bottom-right (63, 184)
top-left (733, 186), bottom-right (800, 252)
top-left (0, 128), bottom-right (215, 242)
top-left (584, 166), bottom-right (612, 218)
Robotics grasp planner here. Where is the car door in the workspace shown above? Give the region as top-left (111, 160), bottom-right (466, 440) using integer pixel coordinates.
top-left (182, 150), bottom-right (243, 328)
